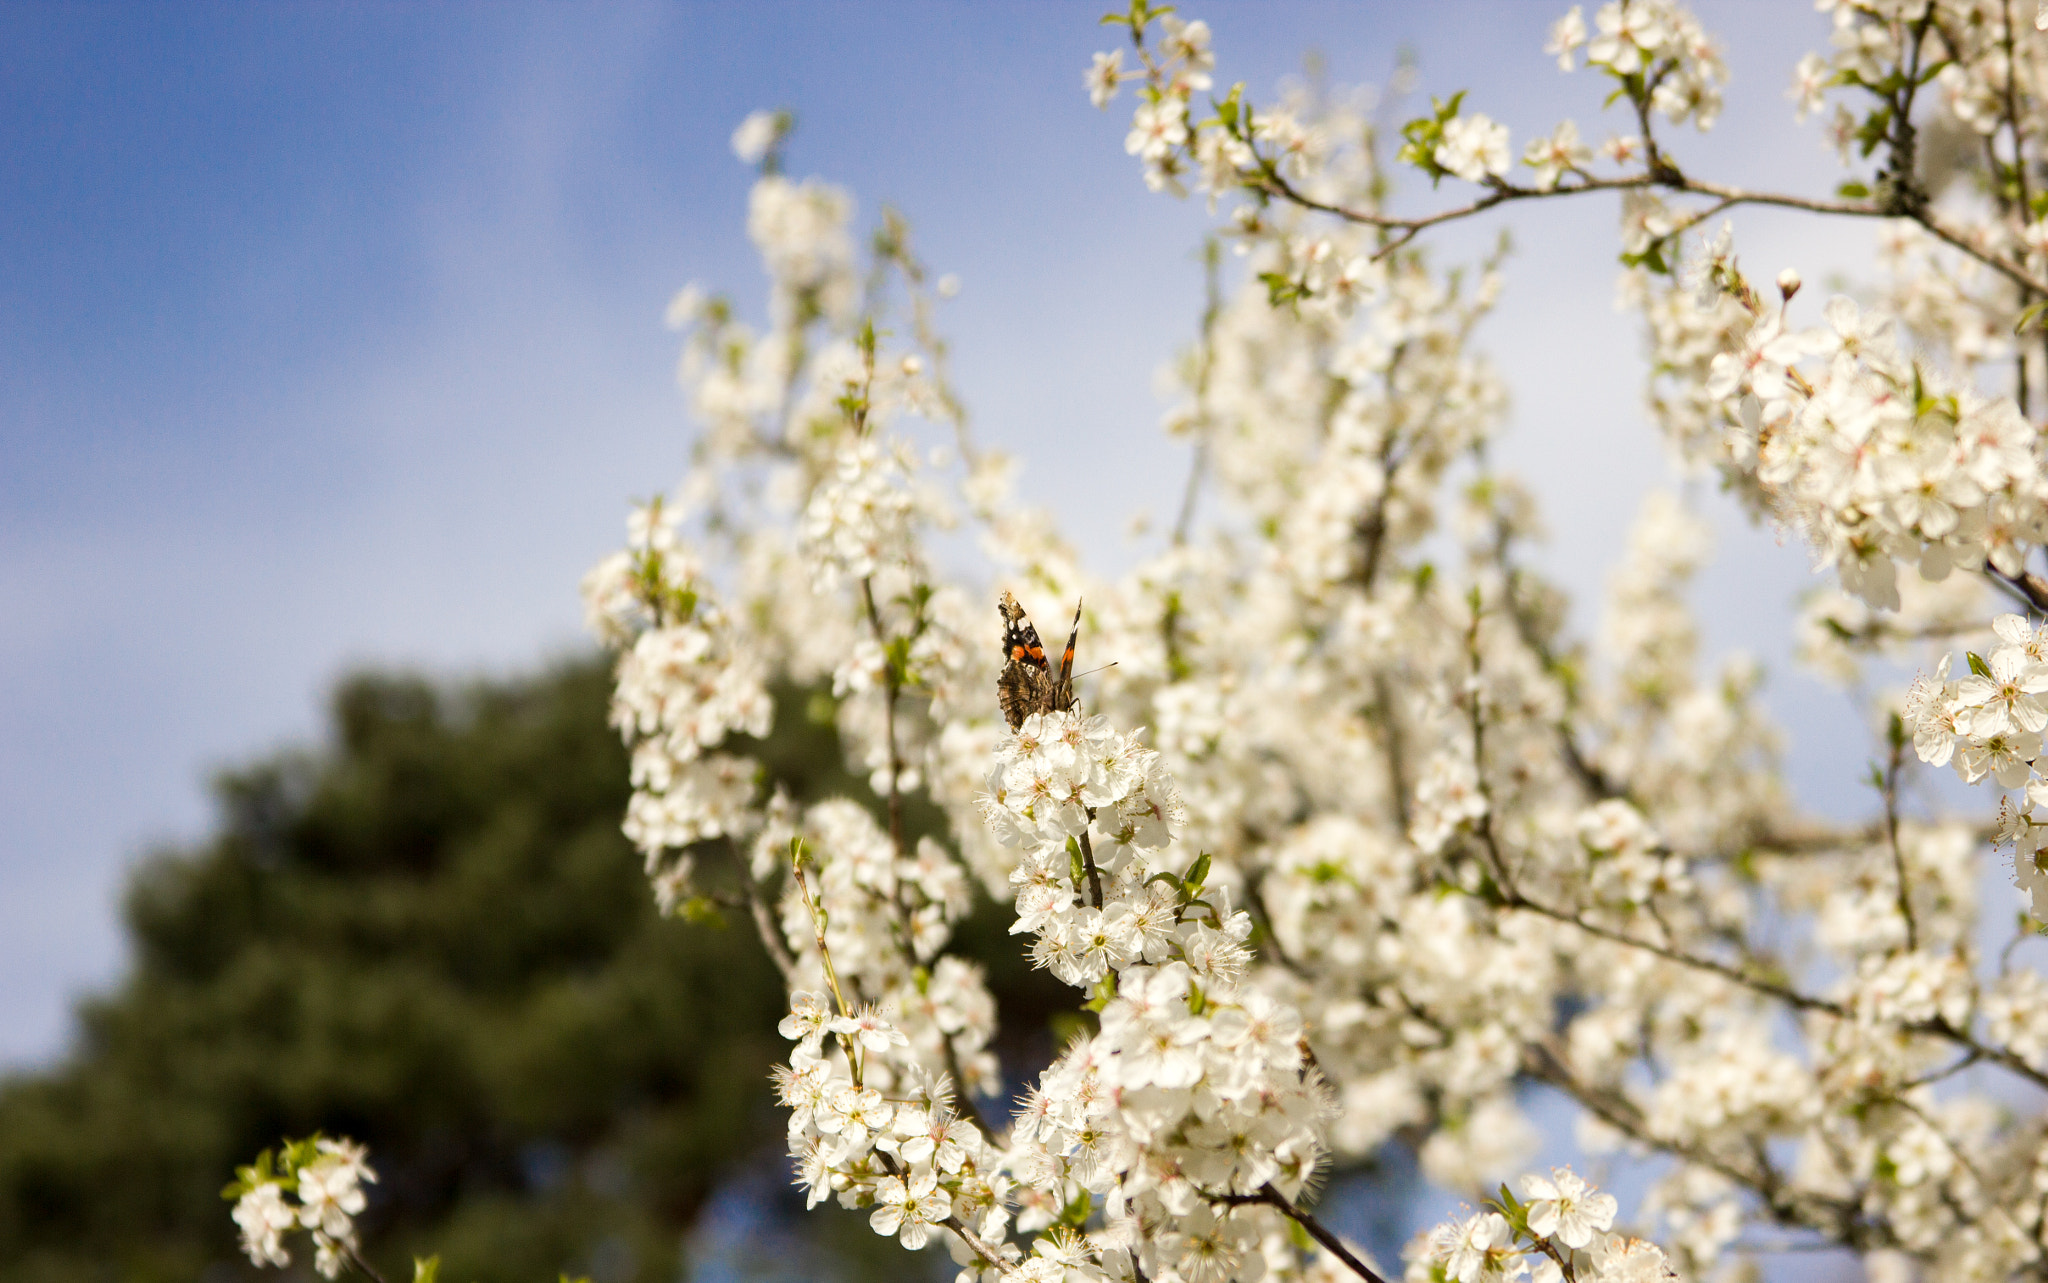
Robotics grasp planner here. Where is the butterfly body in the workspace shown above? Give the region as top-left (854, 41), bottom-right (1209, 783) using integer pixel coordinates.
top-left (997, 591), bottom-right (1081, 730)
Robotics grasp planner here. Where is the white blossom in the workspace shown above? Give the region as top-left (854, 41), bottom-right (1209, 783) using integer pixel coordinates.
top-left (1436, 114), bottom-right (1510, 183)
top-left (232, 1182), bottom-right (296, 1269)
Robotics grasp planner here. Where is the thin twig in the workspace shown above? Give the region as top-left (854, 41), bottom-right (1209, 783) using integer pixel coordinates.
top-left (1249, 148), bottom-right (2048, 298)
top-left (345, 1245), bottom-right (392, 1283)
top-left (744, 874), bottom-right (798, 984)
top-left (789, 843), bottom-right (865, 1083)
top-left (942, 1215), bottom-right (1018, 1277)
top-left (1522, 1043), bottom-right (1882, 1250)
top-left (1213, 1185), bottom-right (1392, 1283)
top-left (1880, 728), bottom-right (1920, 952)
top-left (1079, 828), bottom-right (1106, 909)
top-left (860, 577), bottom-right (909, 861)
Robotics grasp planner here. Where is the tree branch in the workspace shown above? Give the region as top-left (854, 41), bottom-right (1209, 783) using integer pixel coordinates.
top-left (1249, 154), bottom-right (2048, 299)
top-left (1213, 1185), bottom-right (1392, 1283)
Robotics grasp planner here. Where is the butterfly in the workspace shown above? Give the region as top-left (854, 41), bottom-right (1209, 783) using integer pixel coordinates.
top-left (996, 591), bottom-right (1082, 731)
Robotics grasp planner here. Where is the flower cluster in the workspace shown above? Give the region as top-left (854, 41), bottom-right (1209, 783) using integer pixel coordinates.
top-left (1416, 1167), bottom-right (1667, 1283)
top-left (800, 434), bottom-right (947, 590)
top-left (987, 709), bottom-right (1331, 1283)
top-left (1092, 9), bottom-right (1214, 194)
top-left (1907, 613), bottom-right (2048, 910)
top-left (1550, 2), bottom-right (1728, 130)
top-left (584, 505), bottom-right (773, 913)
top-left (774, 992), bottom-right (1010, 1256)
top-left (765, 798), bottom-right (1000, 1096)
top-left (225, 1137), bottom-right (378, 1280)
top-left (1700, 289), bottom-right (2047, 613)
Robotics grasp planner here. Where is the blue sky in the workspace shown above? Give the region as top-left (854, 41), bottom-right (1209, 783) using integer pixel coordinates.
top-left (0, 0), bottom-right (1881, 1071)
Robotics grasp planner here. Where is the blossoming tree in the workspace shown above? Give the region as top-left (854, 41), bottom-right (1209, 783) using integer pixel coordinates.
top-left (232, 2), bottom-right (2048, 1281)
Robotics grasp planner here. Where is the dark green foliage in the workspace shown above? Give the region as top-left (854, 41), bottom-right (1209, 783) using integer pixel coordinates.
top-left (0, 659), bottom-right (795, 1283)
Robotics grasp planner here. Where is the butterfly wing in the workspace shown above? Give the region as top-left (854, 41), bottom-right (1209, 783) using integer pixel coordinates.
top-left (997, 661), bottom-right (1052, 732)
top-left (1051, 599), bottom-right (1082, 714)
top-left (997, 591), bottom-right (1054, 731)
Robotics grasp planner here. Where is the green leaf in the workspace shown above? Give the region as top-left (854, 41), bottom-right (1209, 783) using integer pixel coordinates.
top-left (1082, 971), bottom-right (1118, 1013)
top-left (414, 1258), bottom-right (442, 1283)
top-left (1059, 1189), bottom-right (1095, 1228)
top-left (279, 1135), bottom-right (324, 1174)
top-left (1182, 849), bottom-right (1211, 892)
top-left (1257, 270), bottom-right (1307, 307)
top-left (1619, 240), bottom-right (1672, 275)
top-left (222, 1148), bottom-right (284, 1200)
top-left (885, 634), bottom-right (914, 685)
top-left (679, 896), bottom-right (726, 926)
top-left (1835, 180), bottom-right (1870, 200)
top-left (1212, 84), bottom-right (1242, 130)
top-left (1967, 651), bottom-right (1993, 679)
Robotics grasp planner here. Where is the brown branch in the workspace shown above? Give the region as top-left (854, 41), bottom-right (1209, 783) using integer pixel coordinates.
top-left (1213, 1185), bottom-right (1392, 1283)
top-left (1503, 889), bottom-right (1837, 1014)
top-left (1881, 728), bottom-right (1919, 952)
top-left (1250, 152), bottom-right (2048, 299)
top-left (859, 577), bottom-right (909, 861)
top-left (742, 876), bottom-right (798, 984)
top-left (1522, 1043), bottom-right (1885, 1251)
top-left (1079, 827), bottom-right (1105, 909)
top-left (1503, 885), bottom-right (2048, 1093)
top-left (1993, 566), bottom-right (2048, 613)
top-left (941, 1215), bottom-right (1018, 1277)
top-left (1751, 817), bottom-right (1887, 854)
